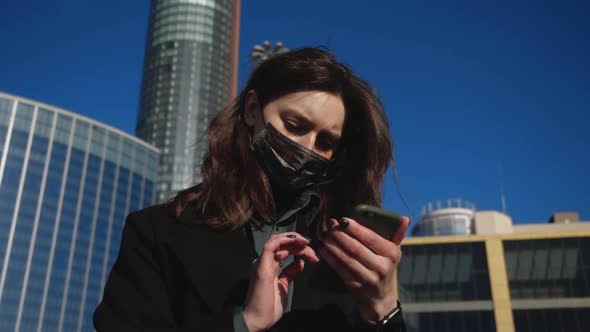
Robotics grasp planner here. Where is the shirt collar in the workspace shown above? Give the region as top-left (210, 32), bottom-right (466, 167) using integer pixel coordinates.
top-left (251, 189), bottom-right (320, 229)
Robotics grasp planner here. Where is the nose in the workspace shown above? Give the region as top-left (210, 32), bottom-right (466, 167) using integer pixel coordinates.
top-left (297, 133), bottom-right (316, 151)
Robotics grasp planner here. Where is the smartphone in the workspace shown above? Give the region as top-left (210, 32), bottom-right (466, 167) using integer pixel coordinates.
top-left (351, 204), bottom-right (402, 239)
top-left (308, 205), bottom-right (402, 291)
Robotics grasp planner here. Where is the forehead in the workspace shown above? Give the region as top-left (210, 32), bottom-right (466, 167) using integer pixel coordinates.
top-left (266, 91), bottom-right (346, 131)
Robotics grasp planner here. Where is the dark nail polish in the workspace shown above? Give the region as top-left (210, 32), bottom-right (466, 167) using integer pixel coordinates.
top-left (287, 234), bottom-right (296, 238)
top-left (337, 218), bottom-right (349, 229)
top-left (327, 218), bottom-right (335, 230)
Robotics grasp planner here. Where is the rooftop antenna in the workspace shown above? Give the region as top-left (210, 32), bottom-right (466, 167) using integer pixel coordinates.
top-left (498, 162), bottom-right (507, 214)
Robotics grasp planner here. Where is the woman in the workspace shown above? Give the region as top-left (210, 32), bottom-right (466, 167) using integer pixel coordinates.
top-left (94, 48), bottom-right (409, 331)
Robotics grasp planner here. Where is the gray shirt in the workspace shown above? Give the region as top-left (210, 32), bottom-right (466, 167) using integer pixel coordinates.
top-left (233, 190), bottom-right (320, 331)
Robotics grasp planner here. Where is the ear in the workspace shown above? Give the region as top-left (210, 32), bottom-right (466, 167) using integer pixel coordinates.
top-left (244, 90), bottom-right (261, 128)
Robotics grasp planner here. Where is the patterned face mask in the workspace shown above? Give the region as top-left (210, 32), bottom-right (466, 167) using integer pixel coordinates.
top-left (250, 122), bottom-right (341, 191)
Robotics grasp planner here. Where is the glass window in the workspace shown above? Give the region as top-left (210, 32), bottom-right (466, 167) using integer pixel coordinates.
top-left (13, 103), bottom-right (34, 132)
top-left (72, 120), bottom-right (90, 150)
top-left (504, 237), bottom-right (590, 298)
top-left (120, 139), bottom-right (134, 170)
top-left (405, 310), bottom-right (496, 332)
top-left (34, 108), bottom-right (54, 139)
top-left (513, 308), bottom-right (590, 332)
top-left (0, 97), bottom-right (14, 122)
top-left (105, 132), bottom-right (121, 163)
top-left (89, 126), bottom-right (106, 156)
top-left (54, 114), bottom-right (73, 145)
top-left (399, 242), bottom-right (491, 302)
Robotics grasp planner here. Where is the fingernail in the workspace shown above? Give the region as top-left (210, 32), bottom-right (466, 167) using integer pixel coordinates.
top-left (404, 216), bottom-right (412, 225)
top-left (287, 234), bottom-right (296, 238)
top-left (327, 218), bottom-right (336, 230)
top-left (337, 218), bottom-right (349, 229)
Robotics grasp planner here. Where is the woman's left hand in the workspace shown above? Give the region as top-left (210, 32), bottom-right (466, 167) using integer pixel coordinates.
top-left (319, 216), bottom-right (410, 322)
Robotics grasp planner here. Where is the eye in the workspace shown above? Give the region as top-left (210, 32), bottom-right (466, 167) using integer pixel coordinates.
top-left (284, 120), bottom-right (307, 135)
top-left (316, 136), bottom-right (338, 152)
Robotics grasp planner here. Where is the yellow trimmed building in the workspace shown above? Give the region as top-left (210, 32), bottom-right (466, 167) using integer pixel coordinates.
top-left (396, 208), bottom-right (590, 332)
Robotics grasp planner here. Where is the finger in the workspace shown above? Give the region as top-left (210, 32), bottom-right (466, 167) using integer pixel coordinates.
top-left (275, 250), bottom-right (290, 261)
top-left (260, 233), bottom-right (309, 264)
top-left (319, 246), bottom-right (363, 290)
top-left (278, 258), bottom-right (305, 285)
top-left (269, 232), bottom-right (309, 243)
top-left (274, 242), bottom-right (307, 256)
top-left (336, 217), bottom-right (395, 257)
top-left (266, 232), bottom-right (310, 253)
top-left (274, 245), bottom-right (319, 263)
top-left (289, 245), bottom-right (320, 263)
top-left (256, 241), bottom-right (308, 281)
top-left (390, 216), bottom-right (410, 246)
top-left (327, 229), bottom-right (388, 273)
top-left (322, 237), bottom-right (379, 287)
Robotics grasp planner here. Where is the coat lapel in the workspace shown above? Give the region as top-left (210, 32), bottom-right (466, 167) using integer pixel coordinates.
top-left (163, 199), bottom-right (354, 316)
top-left (164, 203), bottom-right (257, 312)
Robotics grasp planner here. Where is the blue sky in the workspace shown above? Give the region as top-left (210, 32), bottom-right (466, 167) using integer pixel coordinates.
top-left (1, 0), bottom-right (588, 231)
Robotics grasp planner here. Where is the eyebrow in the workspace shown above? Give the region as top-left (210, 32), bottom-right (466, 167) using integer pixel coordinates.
top-left (282, 109), bottom-right (342, 141)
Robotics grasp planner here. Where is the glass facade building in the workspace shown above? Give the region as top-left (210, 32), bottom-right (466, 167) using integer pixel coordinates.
top-left (136, 0), bottom-right (240, 203)
top-left (399, 241), bottom-right (496, 331)
top-left (506, 237), bottom-right (590, 331)
top-left (0, 93), bottom-right (159, 331)
top-left (399, 229), bottom-right (590, 331)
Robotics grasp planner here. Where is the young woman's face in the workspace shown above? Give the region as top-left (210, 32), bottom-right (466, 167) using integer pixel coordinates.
top-left (245, 90), bottom-right (345, 160)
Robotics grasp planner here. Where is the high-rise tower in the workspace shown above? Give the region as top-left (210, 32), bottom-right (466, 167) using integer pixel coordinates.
top-left (136, 0), bottom-right (240, 202)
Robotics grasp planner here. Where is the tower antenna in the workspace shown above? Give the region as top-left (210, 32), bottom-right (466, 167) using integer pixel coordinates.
top-left (499, 162), bottom-right (507, 214)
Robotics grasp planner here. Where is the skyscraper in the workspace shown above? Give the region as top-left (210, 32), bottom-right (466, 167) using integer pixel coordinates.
top-left (0, 92), bottom-right (159, 331)
top-left (136, 0), bottom-right (240, 203)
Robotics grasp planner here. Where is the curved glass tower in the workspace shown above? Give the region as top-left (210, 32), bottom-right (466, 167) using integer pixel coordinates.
top-left (136, 0), bottom-right (240, 202)
top-left (0, 93), bottom-right (159, 331)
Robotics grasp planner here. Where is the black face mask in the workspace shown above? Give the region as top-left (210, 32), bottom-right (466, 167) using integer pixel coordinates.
top-left (250, 123), bottom-right (341, 191)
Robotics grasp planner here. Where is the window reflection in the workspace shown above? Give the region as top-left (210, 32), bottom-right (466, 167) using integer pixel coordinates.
top-left (0, 95), bottom-right (159, 329)
top-left (504, 238), bottom-right (590, 298)
top-left (405, 310), bottom-right (496, 332)
top-left (399, 242), bottom-right (491, 302)
top-left (513, 308), bottom-right (590, 332)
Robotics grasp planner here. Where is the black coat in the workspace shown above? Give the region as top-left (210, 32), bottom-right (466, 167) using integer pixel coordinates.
top-left (93, 202), bottom-right (406, 331)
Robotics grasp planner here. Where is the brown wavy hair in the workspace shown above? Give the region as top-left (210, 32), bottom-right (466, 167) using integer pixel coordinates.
top-left (173, 48), bottom-right (393, 230)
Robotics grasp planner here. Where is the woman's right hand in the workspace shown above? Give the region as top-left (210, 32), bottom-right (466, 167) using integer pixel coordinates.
top-left (242, 232), bottom-right (319, 332)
